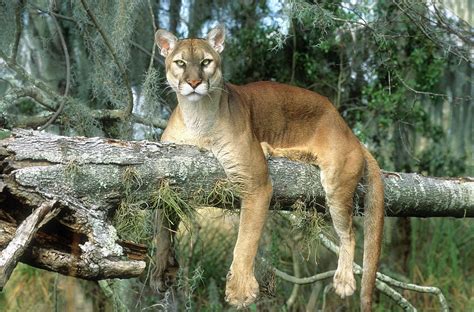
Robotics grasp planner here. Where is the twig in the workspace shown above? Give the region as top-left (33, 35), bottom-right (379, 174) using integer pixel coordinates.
top-left (269, 262), bottom-right (415, 310)
top-left (286, 246), bottom-right (301, 308)
top-left (79, 0), bottom-right (134, 117)
top-left (431, 1), bottom-right (473, 46)
top-left (131, 41), bottom-right (163, 66)
top-left (395, 72), bottom-right (450, 99)
top-left (90, 109), bottom-right (167, 129)
top-left (267, 259), bottom-right (335, 284)
top-left (40, 0), bottom-right (71, 130)
top-left (147, 0), bottom-right (158, 71)
top-left (371, 276), bottom-right (416, 311)
top-left (394, 0), bottom-right (469, 63)
top-left (336, 3), bottom-right (376, 33)
top-left (131, 113), bottom-right (168, 130)
top-left (396, 72), bottom-right (473, 104)
top-left (98, 280), bottom-right (128, 312)
top-left (321, 283), bottom-right (332, 311)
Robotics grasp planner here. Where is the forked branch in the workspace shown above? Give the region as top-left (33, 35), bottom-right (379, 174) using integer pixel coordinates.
top-left (268, 233), bottom-right (449, 311)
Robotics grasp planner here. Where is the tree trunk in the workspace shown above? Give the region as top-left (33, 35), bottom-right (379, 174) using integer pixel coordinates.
top-left (169, 0), bottom-right (181, 35)
top-left (0, 129), bottom-right (472, 282)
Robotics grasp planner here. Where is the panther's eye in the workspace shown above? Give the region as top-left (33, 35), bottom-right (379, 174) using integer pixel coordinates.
top-left (174, 60), bottom-right (186, 67)
top-left (201, 59), bottom-right (212, 66)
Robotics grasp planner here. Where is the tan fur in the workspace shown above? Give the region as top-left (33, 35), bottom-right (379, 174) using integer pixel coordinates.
top-left (153, 26), bottom-right (384, 311)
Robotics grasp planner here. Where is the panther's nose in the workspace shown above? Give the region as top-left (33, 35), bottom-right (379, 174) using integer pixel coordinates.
top-left (186, 79), bottom-right (202, 89)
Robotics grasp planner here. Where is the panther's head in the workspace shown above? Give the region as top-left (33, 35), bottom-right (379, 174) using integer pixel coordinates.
top-left (155, 25), bottom-right (225, 102)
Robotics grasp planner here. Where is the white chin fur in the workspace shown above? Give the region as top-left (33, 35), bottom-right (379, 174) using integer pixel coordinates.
top-left (185, 93), bottom-right (204, 102)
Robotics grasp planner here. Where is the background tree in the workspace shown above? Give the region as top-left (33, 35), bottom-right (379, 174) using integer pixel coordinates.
top-left (0, 0), bottom-right (472, 310)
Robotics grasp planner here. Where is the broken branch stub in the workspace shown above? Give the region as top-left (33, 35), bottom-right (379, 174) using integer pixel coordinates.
top-left (0, 200), bottom-right (57, 290)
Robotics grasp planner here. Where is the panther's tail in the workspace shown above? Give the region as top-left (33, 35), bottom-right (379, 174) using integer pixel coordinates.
top-left (360, 147), bottom-right (384, 311)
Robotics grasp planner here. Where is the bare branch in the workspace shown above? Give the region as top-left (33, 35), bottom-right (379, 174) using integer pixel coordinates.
top-left (269, 263), bottom-right (335, 284)
top-left (319, 234), bottom-right (448, 311)
top-left (131, 113), bottom-right (168, 130)
top-left (90, 109), bottom-right (167, 129)
top-left (40, 0), bottom-right (72, 130)
top-left (1, 107), bottom-right (167, 130)
top-left (318, 233), bottom-right (417, 310)
top-left (269, 233), bottom-right (449, 311)
top-left (131, 41), bottom-right (163, 66)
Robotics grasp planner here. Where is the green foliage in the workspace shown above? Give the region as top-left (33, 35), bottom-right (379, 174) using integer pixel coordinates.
top-left (206, 179), bottom-right (239, 209)
top-left (417, 144), bottom-right (467, 176)
top-left (0, 264), bottom-right (110, 312)
top-left (113, 167), bottom-right (154, 244)
top-left (290, 201), bottom-right (329, 253)
top-left (0, 128), bottom-right (11, 139)
top-left (151, 179), bottom-right (196, 232)
top-left (206, 278), bottom-right (224, 312)
top-left (408, 219), bottom-right (473, 310)
top-left (286, 0), bottom-right (335, 35)
top-left (226, 25), bottom-right (291, 84)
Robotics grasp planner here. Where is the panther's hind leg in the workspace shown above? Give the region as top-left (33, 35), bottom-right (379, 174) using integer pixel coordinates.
top-left (318, 148), bottom-right (364, 298)
top-left (150, 210), bottom-right (180, 292)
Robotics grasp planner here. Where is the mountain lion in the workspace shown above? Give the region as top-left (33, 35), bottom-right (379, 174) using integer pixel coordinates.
top-left (153, 25), bottom-right (384, 311)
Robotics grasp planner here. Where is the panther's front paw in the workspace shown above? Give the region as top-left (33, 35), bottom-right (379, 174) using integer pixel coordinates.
top-left (333, 268), bottom-right (356, 298)
top-left (225, 270), bottom-right (259, 308)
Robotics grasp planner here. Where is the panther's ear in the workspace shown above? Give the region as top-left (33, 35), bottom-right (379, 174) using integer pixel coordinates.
top-left (207, 24), bottom-right (225, 54)
top-left (155, 29), bottom-right (178, 57)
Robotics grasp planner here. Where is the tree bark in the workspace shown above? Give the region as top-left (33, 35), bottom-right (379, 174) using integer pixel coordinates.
top-left (0, 129), bottom-right (472, 281)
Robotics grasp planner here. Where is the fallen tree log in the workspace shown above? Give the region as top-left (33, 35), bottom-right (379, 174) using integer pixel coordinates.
top-left (0, 129), bottom-right (472, 282)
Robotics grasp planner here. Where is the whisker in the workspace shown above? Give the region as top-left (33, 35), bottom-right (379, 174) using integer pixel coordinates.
top-left (210, 86), bottom-right (229, 94)
top-left (205, 93), bottom-right (213, 101)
